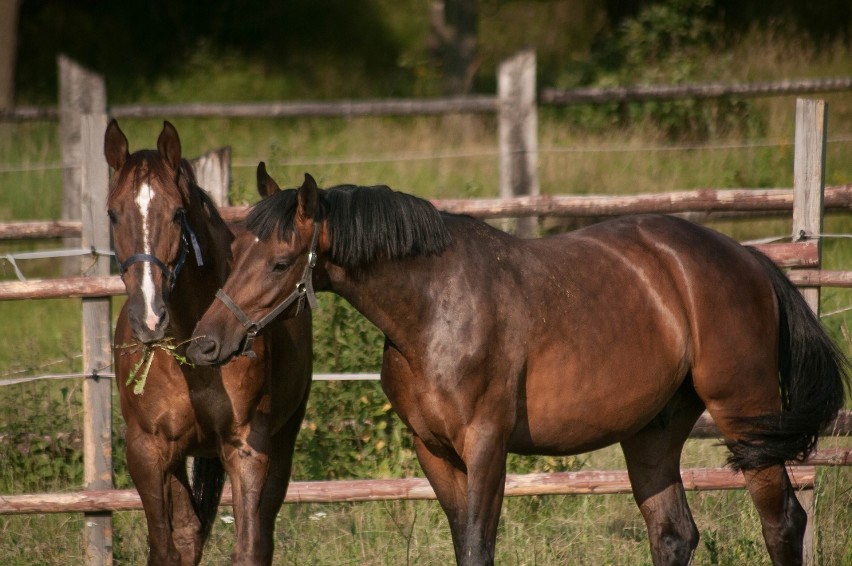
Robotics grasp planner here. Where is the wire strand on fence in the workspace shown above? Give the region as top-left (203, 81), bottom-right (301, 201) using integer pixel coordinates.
top-left (1, 247), bottom-right (115, 281)
top-left (229, 134), bottom-right (851, 169)
top-left (742, 232), bottom-right (852, 246)
top-left (0, 373), bottom-right (111, 386)
top-left (0, 354), bottom-right (82, 378)
top-left (232, 148), bottom-right (501, 168)
top-left (5, 136), bottom-right (849, 175)
top-left (535, 134), bottom-right (849, 153)
top-left (0, 370), bottom-right (382, 388)
top-left (0, 162), bottom-right (67, 174)
top-left (822, 305), bottom-right (852, 318)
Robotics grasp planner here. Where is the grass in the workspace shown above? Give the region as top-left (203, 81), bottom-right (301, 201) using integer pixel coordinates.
top-left (2, 449), bottom-right (848, 565)
top-left (1, 19), bottom-right (851, 566)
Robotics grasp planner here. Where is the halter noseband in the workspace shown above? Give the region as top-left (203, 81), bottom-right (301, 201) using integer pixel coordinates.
top-left (116, 214), bottom-right (204, 290)
top-left (214, 222), bottom-right (321, 358)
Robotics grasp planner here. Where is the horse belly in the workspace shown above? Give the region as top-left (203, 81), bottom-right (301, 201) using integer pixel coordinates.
top-left (514, 375), bottom-right (684, 455)
top-left (511, 328), bottom-right (690, 455)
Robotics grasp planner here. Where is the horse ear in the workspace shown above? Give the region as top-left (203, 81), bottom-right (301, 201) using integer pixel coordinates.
top-left (156, 120), bottom-right (182, 172)
top-left (297, 173), bottom-right (318, 222)
top-left (256, 162), bottom-right (281, 198)
top-left (104, 119), bottom-right (129, 171)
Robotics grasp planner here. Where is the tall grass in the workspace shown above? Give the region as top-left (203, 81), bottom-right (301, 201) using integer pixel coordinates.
top-left (1, 21), bottom-right (851, 566)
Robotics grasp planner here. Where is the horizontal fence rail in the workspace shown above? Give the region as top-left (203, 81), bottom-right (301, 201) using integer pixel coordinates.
top-left (109, 97), bottom-right (500, 119)
top-left (3, 185), bottom-right (851, 241)
top-left (430, 185), bottom-right (852, 218)
top-left (542, 77), bottom-right (852, 105)
top-left (4, 77), bottom-right (851, 122)
top-left (0, 242), bottom-right (836, 301)
top-left (0, 466), bottom-right (819, 515)
top-left (2, 407), bottom-right (849, 515)
top-left (0, 96), bottom-right (498, 122)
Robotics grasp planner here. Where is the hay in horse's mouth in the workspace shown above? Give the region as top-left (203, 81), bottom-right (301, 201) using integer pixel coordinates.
top-left (116, 337), bottom-right (198, 394)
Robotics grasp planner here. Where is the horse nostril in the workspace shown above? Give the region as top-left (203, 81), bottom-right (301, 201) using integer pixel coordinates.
top-left (188, 337), bottom-right (219, 365)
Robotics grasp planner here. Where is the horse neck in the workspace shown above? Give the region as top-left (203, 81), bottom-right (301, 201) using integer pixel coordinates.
top-left (323, 217), bottom-right (507, 350)
top-left (325, 257), bottom-right (435, 349)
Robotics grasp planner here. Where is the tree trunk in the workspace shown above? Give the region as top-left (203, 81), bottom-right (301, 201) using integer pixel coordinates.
top-left (430, 0), bottom-right (478, 95)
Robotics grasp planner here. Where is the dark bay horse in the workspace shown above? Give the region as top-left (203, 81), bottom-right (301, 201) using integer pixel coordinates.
top-left (187, 170), bottom-right (848, 566)
top-left (105, 122), bottom-right (313, 565)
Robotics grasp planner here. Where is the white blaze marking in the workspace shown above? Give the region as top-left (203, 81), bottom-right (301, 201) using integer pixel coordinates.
top-left (135, 182), bottom-right (160, 330)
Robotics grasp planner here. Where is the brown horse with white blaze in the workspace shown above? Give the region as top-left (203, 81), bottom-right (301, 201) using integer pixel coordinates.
top-left (188, 169), bottom-right (848, 566)
top-left (106, 122), bottom-right (313, 565)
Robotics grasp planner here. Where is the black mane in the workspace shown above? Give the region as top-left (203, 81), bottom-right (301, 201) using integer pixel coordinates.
top-left (246, 184), bottom-right (453, 269)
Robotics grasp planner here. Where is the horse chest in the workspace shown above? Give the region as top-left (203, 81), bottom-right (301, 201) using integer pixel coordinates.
top-left (124, 387), bottom-right (196, 442)
top-left (382, 370), bottom-right (479, 451)
top-left (188, 386), bottom-right (234, 429)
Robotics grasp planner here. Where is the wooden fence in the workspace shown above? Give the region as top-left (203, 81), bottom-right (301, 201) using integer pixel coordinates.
top-left (0, 56), bottom-right (850, 565)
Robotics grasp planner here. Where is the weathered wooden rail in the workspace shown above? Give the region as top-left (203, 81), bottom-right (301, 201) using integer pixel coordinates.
top-left (3, 185), bottom-right (852, 241)
top-left (1, 240), bottom-right (847, 302)
top-left (0, 466), bottom-right (821, 514)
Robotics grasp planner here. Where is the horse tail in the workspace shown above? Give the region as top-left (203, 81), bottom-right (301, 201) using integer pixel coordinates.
top-left (725, 247), bottom-right (849, 471)
top-left (191, 456), bottom-right (226, 539)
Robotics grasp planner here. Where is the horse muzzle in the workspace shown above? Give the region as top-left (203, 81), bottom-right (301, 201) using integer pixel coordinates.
top-left (186, 334), bottom-right (230, 366)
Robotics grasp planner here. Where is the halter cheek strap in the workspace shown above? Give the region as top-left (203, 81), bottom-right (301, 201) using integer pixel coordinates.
top-left (116, 215), bottom-right (203, 290)
top-left (214, 222), bottom-right (321, 358)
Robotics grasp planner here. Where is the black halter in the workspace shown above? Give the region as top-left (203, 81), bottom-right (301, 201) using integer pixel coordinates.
top-left (116, 214), bottom-right (203, 290)
top-left (214, 222), bottom-right (321, 357)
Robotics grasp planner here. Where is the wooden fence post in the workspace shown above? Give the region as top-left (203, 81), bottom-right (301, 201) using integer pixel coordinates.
top-left (498, 50), bottom-right (538, 237)
top-left (59, 55), bottom-right (106, 275)
top-left (189, 146), bottom-right (232, 206)
top-left (80, 113), bottom-right (113, 565)
top-left (792, 98), bottom-right (828, 566)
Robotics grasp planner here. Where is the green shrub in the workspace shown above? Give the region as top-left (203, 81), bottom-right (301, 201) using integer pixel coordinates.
top-left (557, 0), bottom-right (763, 140)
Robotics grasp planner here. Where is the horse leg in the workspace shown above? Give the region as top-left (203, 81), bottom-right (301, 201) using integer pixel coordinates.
top-left (253, 398), bottom-right (310, 565)
top-left (413, 436), bottom-right (469, 561)
top-left (620, 388), bottom-right (705, 566)
top-left (460, 427), bottom-right (509, 566)
top-left (694, 357), bottom-right (807, 566)
top-left (744, 466), bottom-right (807, 565)
top-left (168, 462), bottom-right (206, 565)
top-left (127, 433), bottom-right (199, 565)
top-left (221, 445), bottom-right (266, 566)
top-left (415, 428), bottom-right (508, 566)
top-left (706, 409), bottom-right (807, 565)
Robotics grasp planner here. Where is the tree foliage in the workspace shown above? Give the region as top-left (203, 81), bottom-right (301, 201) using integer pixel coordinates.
top-left (14, 0), bottom-right (851, 104)
top-left (15, 0), bottom-right (403, 103)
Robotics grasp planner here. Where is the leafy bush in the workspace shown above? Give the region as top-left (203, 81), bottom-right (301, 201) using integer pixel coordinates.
top-left (558, 0), bottom-right (763, 140)
top-left (0, 383), bottom-right (83, 492)
top-left (294, 294), bottom-right (415, 480)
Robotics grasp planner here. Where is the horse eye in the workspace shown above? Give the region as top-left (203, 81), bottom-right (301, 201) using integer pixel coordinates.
top-left (107, 210), bottom-right (117, 224)
top-left (173, 208), bottom-right (186, 223)
top-left (272, 260), bottom-right (290, 272)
